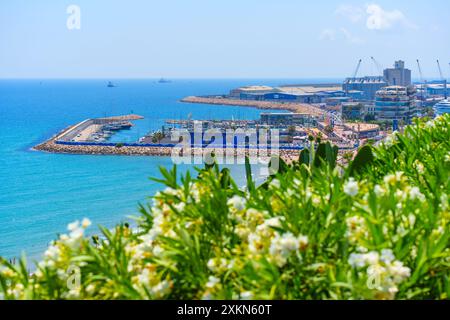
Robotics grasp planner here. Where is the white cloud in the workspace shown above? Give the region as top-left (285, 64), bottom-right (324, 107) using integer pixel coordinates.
top-left (319, 28), bottom-right (363, 44)
top-left (340, 28), bottom-right (364, 44)
top-left (366, 4), bottom-right (417, 30)
top-left (335, 5), bottom-right (364, 23)
top-left (319, 28), bottom-right (337, 41)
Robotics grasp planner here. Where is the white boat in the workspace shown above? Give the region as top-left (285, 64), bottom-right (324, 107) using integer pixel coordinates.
top-left (433, 99), bottom-right (450, 116)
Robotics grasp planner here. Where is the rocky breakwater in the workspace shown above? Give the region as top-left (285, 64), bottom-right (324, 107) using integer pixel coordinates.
top-left (181, 96), bottom-right (324, 116)
top-left (34, 139), bottom-right (174, 157)
top-left (34, 136), bottom-right (300, 161)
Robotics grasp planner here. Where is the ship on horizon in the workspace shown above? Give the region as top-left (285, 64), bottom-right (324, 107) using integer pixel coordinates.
top-left (107, 81), bottom-right (116, 88)
top-left (158, 78), bottom-right (171, 84)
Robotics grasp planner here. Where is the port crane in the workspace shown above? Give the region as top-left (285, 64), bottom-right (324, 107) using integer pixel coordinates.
top-left (416, 59), bottom-right (427, 100)
top-left (345, 59), bottom-right (362, 95)
top-left (370, 57), bottom-right (383, 77)
top-left (436, 60), bottom-right (447, 99)
top-left (353, 59), bottom-right (362, 80)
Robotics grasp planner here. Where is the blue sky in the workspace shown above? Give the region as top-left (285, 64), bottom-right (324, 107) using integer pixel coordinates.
top-left (0, 0), bottom-right (449, 79)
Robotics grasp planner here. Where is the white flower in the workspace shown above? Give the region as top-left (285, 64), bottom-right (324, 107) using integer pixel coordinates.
top-left (343, 178), bottom-right (359, 197)
top-left (163, 187), bottom-right (179, 196)
top-left (173, 202), bottom-right (186, 212)
top-left (383, 132), bottom-right (397, 147)
top-left (374, 184), bottom-right (385, 197)
top-left (44, 245), bottom-right (60, 261)
top-left (445, 152), bottom-right (450, 163)
top-left (81, 218), bottom-right (91, 229)
top-left (348, 253), bottom-right (366, 268)
top-left (425, 120), bottom-right (435, 128)
top-left (136, 268), bottom-right (151, 285)
top-left (248, 233), bottom-right (264, 254)
top-left (346, 216), bottom-right (368, 243)
top-left (413, 161), bottom-right (425, 174)
top-left (269, 232), bottom-right (306, 267)
top-left (380, 249), bottom-right (395, 264)
top-left (409, 187), bottom-right (425, 202)
top-left (388, 261), bottom-right (411, 282)
top-left (408, 214), bottom-right (416, 227)
top-left (69, 228), bottom-right (84, 240)
top-left (349, 249), bottom-right (411, 299)
top-left (67, 221), bottom-right (80, 232)
top-left (384, 172), bottom-right (403, 185)
top-left (364, 251), bottom-right (380, 265)
top-left (298, 235), bottom-right (309, 250)
top-left (205, 276), bottom-right (220, 289)
top-left (240, 291), bottom-right (253, 300)
top-left (440, 194), bottom-right (448, 211)
top-left (269, 179), bottom-right (281, 189)
top-left (207, 258), bottom-right (227, 273)
top-left (227, 195), bottom-right (247, 211)
top-left (151, 280), bottom-right (171, 298)
top-left (264, 216), bottom-right (283, 228)
top-left (152, 245), bottom-right (164, 257)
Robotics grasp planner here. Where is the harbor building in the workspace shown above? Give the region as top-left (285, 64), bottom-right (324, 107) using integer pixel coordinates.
top-left (229, 86), bottom-right (278, 99)
top-left (343, 76), bottom-right (388, 101)
top-left (227, 84), bottom-right (359, 104)
top-left (374, 86), bottom-right (418, 123)
top-left (426, 83), bottom-right (449, 96)
top-left (383, 60), bottom-right (412, 87)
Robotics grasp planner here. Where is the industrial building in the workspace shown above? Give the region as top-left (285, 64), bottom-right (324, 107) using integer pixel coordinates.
top-left (425, 83), bottom-right (449, 96)
top-left (343, 76), bottom-right (388, 101)
top-left (229, 86), bottom-right (278, 99)
top-left (374, 86), bottom-right (418, 123)
top-left (383, 60), bottom-right (412, 87)
top-left (228, 84), bottom-right (365, 104)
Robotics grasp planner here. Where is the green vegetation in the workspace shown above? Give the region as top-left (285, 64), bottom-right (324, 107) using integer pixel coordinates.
top-left (0, 115), bottom-right (449, 300)
top-left (151, 131), bottom-right (165, 144)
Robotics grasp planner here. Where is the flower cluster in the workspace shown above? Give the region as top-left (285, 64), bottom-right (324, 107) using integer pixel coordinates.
top-left (349, 249), bottom-right (411, 299)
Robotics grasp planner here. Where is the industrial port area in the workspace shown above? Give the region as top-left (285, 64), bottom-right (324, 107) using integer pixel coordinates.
top-left (35, 59), bottom-right (449, 158)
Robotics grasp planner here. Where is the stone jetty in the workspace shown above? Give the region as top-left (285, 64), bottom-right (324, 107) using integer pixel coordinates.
top-left (181, 96), bottom-right (324, 116)
top-left (34, 136), bottom-right (299, 160)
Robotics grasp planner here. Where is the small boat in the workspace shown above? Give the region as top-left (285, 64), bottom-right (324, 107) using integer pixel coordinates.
top-left (158, 78), bottom-right (171, 84)
top-left (107, 81), bottom-right (116, 88)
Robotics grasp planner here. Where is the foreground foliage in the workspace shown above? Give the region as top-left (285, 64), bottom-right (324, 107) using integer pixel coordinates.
top-left (1, 115), bottom-right (449, 300)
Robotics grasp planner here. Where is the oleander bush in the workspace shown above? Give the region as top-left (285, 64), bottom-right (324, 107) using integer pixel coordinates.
top-left (1, 115), bottom-right (449, 300)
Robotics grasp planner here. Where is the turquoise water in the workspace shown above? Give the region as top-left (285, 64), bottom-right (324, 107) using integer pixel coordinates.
top-left (0, 79), bottom-right (337, 261)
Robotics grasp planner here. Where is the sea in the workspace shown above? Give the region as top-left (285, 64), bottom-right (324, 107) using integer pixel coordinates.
top-left (0, 78), bottom-right (340, 262)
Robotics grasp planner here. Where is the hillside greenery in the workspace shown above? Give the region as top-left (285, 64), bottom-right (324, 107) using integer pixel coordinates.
top-left (0, 114), bottom-right (449, 300)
